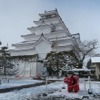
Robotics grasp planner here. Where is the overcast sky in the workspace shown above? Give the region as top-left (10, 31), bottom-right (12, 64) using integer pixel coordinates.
top-left (0, 0), bottom-right (100, 52)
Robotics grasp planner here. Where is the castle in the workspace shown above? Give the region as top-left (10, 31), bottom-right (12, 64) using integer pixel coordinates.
top-left (10, 9), bottom-right (81, 77)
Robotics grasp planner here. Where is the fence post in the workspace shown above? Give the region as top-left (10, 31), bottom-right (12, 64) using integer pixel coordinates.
top-left (88, 76), bottom-right (92, 94)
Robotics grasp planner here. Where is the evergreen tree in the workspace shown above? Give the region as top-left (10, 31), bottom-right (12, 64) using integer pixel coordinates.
top-left (45, 51), bottom-right (79, 75)
top-left (0, 46), bottom-right (16, 76)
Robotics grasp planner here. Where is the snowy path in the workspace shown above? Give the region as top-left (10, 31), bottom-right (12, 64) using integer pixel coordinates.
top-left (0, 79), bottom-right (99, 100)
top-left (0, 79), bottom-right (43, 89)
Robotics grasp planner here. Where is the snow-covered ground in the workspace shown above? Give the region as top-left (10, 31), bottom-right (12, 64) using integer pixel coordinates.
top-left (0, 78), bottom-right (99, 100)
top-left (0, 78), bottom-right (43, 89)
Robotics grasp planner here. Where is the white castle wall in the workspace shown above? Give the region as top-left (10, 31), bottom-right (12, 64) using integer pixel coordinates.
top-left (14, 44), bottom-right (35, 50)
top-left (11, 49), bottom-right (36, 56)
top-left (35, 40), bottom-right (52, 59)
top-left (34, 17), bottom-right (60, 26)
top-left (13, 61), bottom-right (43, 78)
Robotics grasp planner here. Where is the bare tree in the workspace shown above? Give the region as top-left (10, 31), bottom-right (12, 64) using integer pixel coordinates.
top-left (78, 39), bottom-right (98, 68)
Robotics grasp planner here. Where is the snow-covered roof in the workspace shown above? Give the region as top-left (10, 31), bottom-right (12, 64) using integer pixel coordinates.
top-left (39, 9), bottom-right (58, 17)
top-left (91, 57), bottom-right (100, 63)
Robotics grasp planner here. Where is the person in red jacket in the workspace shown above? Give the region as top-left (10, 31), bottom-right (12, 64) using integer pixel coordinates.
top-left (64, 72), bottom-right (73, 92)
top-left (71, 74), bottom-right (79, 92)
top-left (64, 71), bottom-right (79, 92)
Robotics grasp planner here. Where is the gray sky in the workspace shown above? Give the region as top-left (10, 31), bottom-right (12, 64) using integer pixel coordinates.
top-left (0, 0), bottom-right (100, 52)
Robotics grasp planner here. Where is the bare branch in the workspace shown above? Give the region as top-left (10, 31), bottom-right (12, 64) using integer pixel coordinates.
top-left (78, 39), bottom-right (98, 68)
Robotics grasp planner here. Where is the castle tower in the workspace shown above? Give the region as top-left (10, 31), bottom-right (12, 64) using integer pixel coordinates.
top-left (10, 9), bottom-right (81, 78)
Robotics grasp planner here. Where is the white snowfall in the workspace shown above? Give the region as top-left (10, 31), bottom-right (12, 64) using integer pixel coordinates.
top-left (0, 78), bottom-right (100, 100)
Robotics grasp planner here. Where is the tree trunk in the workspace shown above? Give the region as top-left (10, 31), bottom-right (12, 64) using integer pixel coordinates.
top-left (78, 62), bottom-right (83, 68)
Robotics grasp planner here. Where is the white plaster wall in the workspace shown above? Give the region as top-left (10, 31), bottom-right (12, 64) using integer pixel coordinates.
top-left (23, 36), bottom-right (39, 41)
top-left (45, 31), bottom-right (67, 39)
top-left (43, 17), bottom-right (60, 25)
top-left (35, 40), bottom-right (52, 59)
top-left (28, 26), bottom-right (51, 35)
top-left (55, 25), bottom-right (63, 31)
top-left (30, 62), bottom-right (37, 77)
top-left (14, 61), bottom-right (37, 77)
top-left (34, 17), bottom-right (60, 26)
top-left (35, 27), bottom-right (51, 35)
top-left (60, 43), bottom-right (73, 47)
top-left (52, 46), bottom-right (72, 52)
top-left (14, 61), bottom-right (44, 78)
top-left (14, 44), bottom-right (34, 50)
top-left (11, 49), bottom-right (36, 56)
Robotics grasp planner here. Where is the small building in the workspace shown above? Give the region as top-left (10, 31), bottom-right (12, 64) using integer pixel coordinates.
top-left (91, 57), bottom-right (100, 80)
